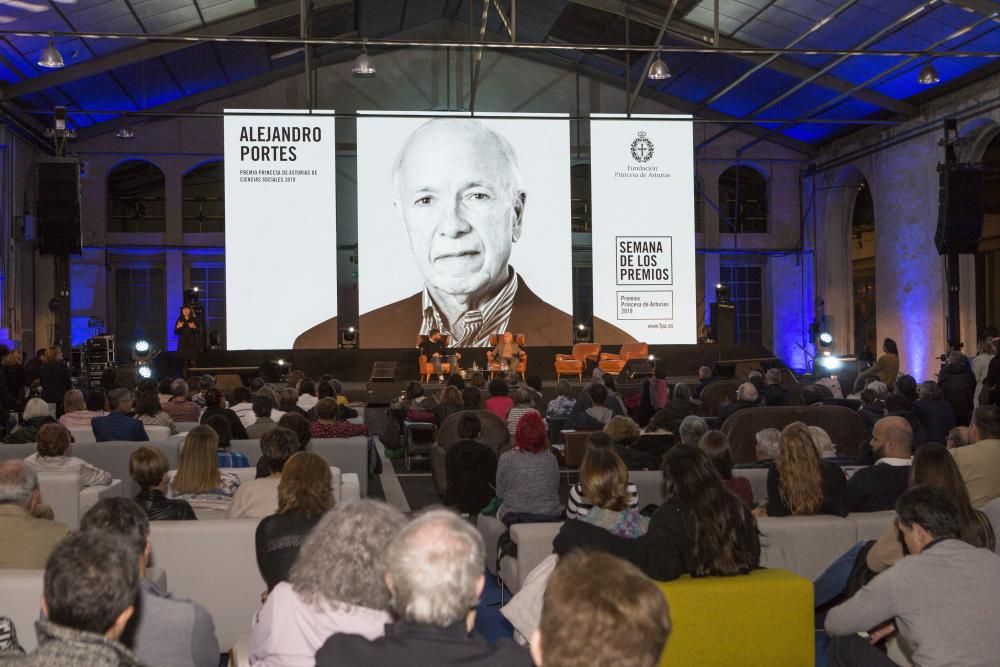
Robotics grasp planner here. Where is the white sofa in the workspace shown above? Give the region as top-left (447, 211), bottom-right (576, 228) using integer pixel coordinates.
top-left (36, 471), bottom-right (124, 530)
top-left (229, 437), bottom-right (370, 496)
top-left (0, 569), bottom-right (43, 652)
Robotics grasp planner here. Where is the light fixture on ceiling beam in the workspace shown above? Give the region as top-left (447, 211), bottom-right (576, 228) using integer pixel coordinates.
top-left (37, 35), bottom-right (65, 69)
top-left (647, 50), bottom-right (670, 80)
top-left (351, 38), bottom-right (375, 78)
top-left (115, 116), bottom-right (134, 140)
top-left (918, 61), bottom-right (940, 85)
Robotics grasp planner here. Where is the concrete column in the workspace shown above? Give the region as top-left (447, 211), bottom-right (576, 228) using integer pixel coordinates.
top-left (165, 250), bottom-right (184, 351)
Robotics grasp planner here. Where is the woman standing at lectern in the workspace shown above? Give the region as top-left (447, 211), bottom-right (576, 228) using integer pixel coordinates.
top-left (175, 305), bottom-right (201, 377)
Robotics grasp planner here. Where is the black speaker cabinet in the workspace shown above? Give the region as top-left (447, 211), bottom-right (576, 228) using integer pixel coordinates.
top-left (36, 161), bottom-right (82, 255)
top-left (369, 361), bottom-right (397, 382)
top-left (710, 302), bottom-right (738, 346)
top-left (935, 163), bottom-right (984, 255)
top-left (365, 380), bottom-right (407, 405)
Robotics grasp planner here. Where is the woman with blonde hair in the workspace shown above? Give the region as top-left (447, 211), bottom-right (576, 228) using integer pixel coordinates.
top-left (58, 389), bottom-right (102, 428)
top-left (765, 422), bottom-right (847, 517)
top-left (168, 425), bottom-right (241, 510)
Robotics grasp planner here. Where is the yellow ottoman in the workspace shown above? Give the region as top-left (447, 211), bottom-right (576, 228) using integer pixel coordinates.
top-left (657, 568), bottom-right (813, 666)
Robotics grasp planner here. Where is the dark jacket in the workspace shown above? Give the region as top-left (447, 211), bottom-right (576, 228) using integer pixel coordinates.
top-left (175, 316), bottom-right (201, 362)
top-left (614, 443), bottom-right (659, 471)
top-left (766, 461), bottom-right (849, 517)
top-left (553, 518), bottom-right (645, 566)
top-left (445, 439), bottom-right (497, 515)
top-left (135, 489), bottom-right (196, 521)
top-left (3, 416), bottom-right (56, 444)
top-left (255, 512), bottom-right (324, 592)
top-left (200, 407), bottom-right (249, 440)
top-left (761, 384), bottom-right (790, 407)
top-left (858, 403), bottom-right (884, 434)
top-left (845, 462), bottom-right (911, 513)
top-left (938, 362), bottom-right (977, 425)
top-left (92, 411), bottom-right (149, 442)
top-left (656, 397), bottom-right (695, 434)
top-left (316, 620), bottom-right (532, 667)
top-left (718, 400), bottom-right (757, 425)
top-left (37, 361), bottom-right (71, 405)
top-left (3, 619), bottom-right (143, 667)
top-left (912, 398), bottom-right (957, 445)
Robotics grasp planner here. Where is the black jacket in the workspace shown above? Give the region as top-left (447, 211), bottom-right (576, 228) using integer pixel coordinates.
top-left (316, 621), bottom-right (532, 667)
top-left (615, 443), bottom-right (659, 471)
top-left (761, 384), bottom-right (790, 406)
top-left (135, 489), bottom-right (196, 521)
top-left (37, 361), bottom-right (71, 405)
top-left (445, 439), bottom-right (497, 515)
top-left (553, 518), bottom-right (645, 567)
top-left (719, 400), bottom-right (757, 425)
top-left (656, 397), bottom-right (695, 434)
top-left (766, 461), bottom-right (849, 517)
top-left (938, 362), bottom-right (977, 425)
top-left (912, 398), bottom-right (956, 445)
top-left (200, 407), bottom-right (249, 440)
top-left (845, 462), bottom-right (911, 513)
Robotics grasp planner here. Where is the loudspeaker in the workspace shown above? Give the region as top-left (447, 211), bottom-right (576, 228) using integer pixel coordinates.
top-left (625, 358), bottom-right (653, 379)
top-left (36, 161), bottom-right (82, 255)
top-left (369, 361), bottom-right (397, 382)
top-left (365, 380), bottom-right (407, 405)
top-left (710, 303), bottom-right (737, 346)
top-left (935, 163), bottom-right (983, 255)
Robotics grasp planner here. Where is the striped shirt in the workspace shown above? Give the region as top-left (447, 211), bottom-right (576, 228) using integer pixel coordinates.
top-left (419, 269), bottom-right (518, 347)
top-left (506, 406), bottom-right (540, 436)
top-left (566, 482), bottom-right (639, 520)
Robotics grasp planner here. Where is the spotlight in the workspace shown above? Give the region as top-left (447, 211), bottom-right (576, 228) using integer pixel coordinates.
top-left (134, 340), bottom-right (150, 354)
top-left (348, 326), bottom-right (355, 333)
top-left (577, 324), bottom-right (585, 331)
top-left (38, 38), bottom-right (65, 69)
top-left (820, 356), bottom-right (842, 371)
top-left (715, 283), bottom-right (730, 304)
top-left (193, 286), bottom-right (199, 292)
top-left (648, 354), bottom-right (655, 361)
top-left (340, 327), bottom-right (358, 349)
top-left (277, 359), bottom-right (285, 366)
top-left (917, 61), bottom-right (940, 85)
top-left (137, 365), bottom-right (153, 379)
top-left (819, 332), bottom-right (834, 347)
top-left (647, 52), bottom-right (671, 80)
top-left (574, 324), bottom-right (591, 343)
top-left (352, 40), bottom-right (376, 78)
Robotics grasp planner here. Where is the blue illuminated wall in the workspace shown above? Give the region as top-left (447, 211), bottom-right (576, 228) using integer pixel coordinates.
top-left (769, 252), bottom-right (815, 373)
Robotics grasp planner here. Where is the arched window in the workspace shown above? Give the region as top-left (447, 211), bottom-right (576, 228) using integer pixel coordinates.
top-left (106, 160), bottom-right (166, 233)
top-left (183, 161), bottom-right (225, 233)
top-left (718, 165), bottom-right (768, 233)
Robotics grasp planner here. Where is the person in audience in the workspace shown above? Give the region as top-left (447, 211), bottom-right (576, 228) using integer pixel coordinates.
top-left (857, 389), bottom-right (884, 434)
top-left (250, 499), bottom-right (407, 667)
top-left (328, 379), bottom-right (350, 406)
top-left (644, 445), bottom-right (760, 581)
top-left (567, 383), bottom-right (613, 430)
top-left (37, 346), bottom-right (71, 406)
top-left (554, 444), bottom-right (647, 564)
top-left (57, 389), bottom-right (99, 428)
top-left (524, 374), bottom-right (544, 408)
top-left (200, 388), bottom-right (250, 440)
top-left (698, 430), bottom-right (753, 506)
top-left (445, 413), bottom-right (498, 516)
top-left (765, 422), bottom-right (848, 517)
top-left (505, 388), bottom-right (540, 436)
top-left (469, 371), bottom-right (486, 389)
top-left (157, 378), bottom-right (173, 406)
top-left (566, 432), bottom-right (639, 519)
top-left (938, 351), bottom-right (977, 427)
top-left (719, 382), bottom-right (759, 425)
top-left (761, 368), bottom-right (790, 406)
top-left (129, 446), bottom-right (196, 521)
top-left (436, 385), bottom-right (464, 425)
top-left (22, 348), bottom-right (45, 387)
top-left (604, 415), bottom-right (658, 470)
top-left (4, 398), bottom-right (57, 444)
top-left (168, 426), bottom-right (241, 511)
top-left (247, 394), bottom-right (279, 439)
top-left (90, 389), bottom-right (148, 443)
top-left (445, 373), bottom-right (466, 392)
top-left (799, 383), bottom-right (831, 407)
top-left (894, 374), bottom-right (919, 410)
top-left (883, 393), bottom-right (926, 449)
top-left (0, 461), bottom-right (68, 568)
top-left (228, 386), bottom-right (256, 428)
top-left (295, 380), bottom-right (319, 412)
top-left (316, 509), bottom-right (531, 666)
top-left (203, 415), bottom-right (249, 468)
top-left (746, 370), bottom-right (765, 398)
top-left (809, 425), bottom-right (852, 464)
top-left (461, 386), bottom-right (483, 410)
top-left (946, 425), bottom-right (970, 449)
top-left (278, 387), bottom-right (305, 416)
top-left (79, 498), bottom-right (220, 667)
top-left (853, 337), bottom-right (900, 391)
top-left (3, 348), bottom-right (26, 410)
top-left (950, 405), bottom-right (1000, 507)
top-left (6, 531), bottom-right (141, 666)
top-left (676, 413), bottom-right (708, 448)
top-left (228, 427), bottom-right (299, 519)
top-left (307, 382), bottom-right (358, 422)
top-left (256, 413), bottom-right (311, 478)
top-left (846, 416), bottom-right (912, 513)
top-left (971, 337), bottom-right (995, 407)
top-left (636, 370), bottom-right (670, 428)
top-left (753, 427), bottom-right (781, 464)
top-left (162, 379), bottom-right (201, 424)
top-left (309, 398), bottom-right (367, 439)
top-left (647, 383), bottom-right (695, 436)
top-left (394, 382), bottom-right (437, 413)
top-left (258, 386), bottom-right (286, 422)
top-left (544, 381), bottom-right (575, 422)
top-left (912, 380), bottom-right (956, 446)
top-left (601, 376), bottom-right (627, 415)
top-left (132, 390), bottom-right (177, 436)
top-left (23, 423), bottom-right (111, 487)
top-left (825, 486), bottom-right (1000, 667)
top-left (693, 365), bottom-right (717, 399)
top-left (255, 451), bottom-right (333, 591)
top-left (497, 412), bottom-right (561, 526)
top-left (531, 551), bottom-right (670, 667)
top-left (484, 378), bottom-right (514, 421)
top-left (284, 371), bottom-right (304, 394)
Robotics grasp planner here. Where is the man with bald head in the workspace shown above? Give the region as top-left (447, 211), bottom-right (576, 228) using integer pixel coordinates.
top-left (295, 118), bottom-right (629, 349)
top-left (718, 382), bottom-right (759, 425)
top-left (845, 416), bottom-right (912, 512)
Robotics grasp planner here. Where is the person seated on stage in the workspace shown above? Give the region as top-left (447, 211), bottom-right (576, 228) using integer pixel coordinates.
top-left (129, 446), bottom-right (196, 521)
top-left (230, 386), bottom-right (256, 429)
top-left (133, 390), bottom-right (177, 436)
top-left (491, 332), bottom-right (524, 371)
top-left (445, 413), bottom-right (498, 517)
top-left (23, 423), bottom-right (112, 487)
top-left (92, 390), bottom-right (149, 443)
top-left (605, 415), bottom-right (658, 471)
top-left (497, 412), bottom-right (562, 526)
top-left (506, 388), bottom-right (541, 437)
top-left (462, 386), bottom-right (483, 410)
top-left (57, 389), bottom-right (103, 428)
top-left (422, 329), bottom-right (459, 382)
top-left (946, 425), bottom-right (970, 449)
top-left (204, 415), bottom-right (250, 468)
top-left (484, 378), bottom-right (515, 421)
top-left (825, 486), bottom-right (1000, 667)
top-left (168, 426), bottom-right (241, 511)
top-left (718, 383), bottom-right (759, 426)
top-left (762, 368), bottom-right (790, 406)
top-left (310, 398), bottom-right (368, 439)
top-left (200, 388), bottom-right (249, 440)
top-left (296, 380), bottom-right (320, 413)
top-left (568, 384), bottom-right (614, 430)
top-left (246, 394), bottom-right (279, 440)
top-left (699, 430), bottom-right (753, 507)
top-left (565, 432), bottom-right (638, 520)
top-left (228, 427), bottom-right (300, 519)
top-left (162, 379), bottom-right (201, 424)
top-left (545, 380), bottom-right (576, 422)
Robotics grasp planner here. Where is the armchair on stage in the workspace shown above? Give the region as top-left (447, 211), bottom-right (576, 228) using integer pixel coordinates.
top-left (554, 343), bottom-right (601, 381)
top-left (417, 335), bottom-right (460, 383)
top-left (598, 342), bottom-right (649, 376)
top-left (486, 333), bottom-right (527, 381)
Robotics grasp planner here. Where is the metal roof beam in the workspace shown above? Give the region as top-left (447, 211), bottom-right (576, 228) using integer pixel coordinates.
top-left (943, 0), bottom-right (1000, 18)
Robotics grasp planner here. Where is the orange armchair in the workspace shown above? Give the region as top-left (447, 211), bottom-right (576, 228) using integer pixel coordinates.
top-left (417, 335), bottom-right (459, 382)
top-left (555, 343), bottom-right (601, 381)
top-left (598, 342), bottom-right (649, 376)
top-left (487, 333), bottom-right (527, 381)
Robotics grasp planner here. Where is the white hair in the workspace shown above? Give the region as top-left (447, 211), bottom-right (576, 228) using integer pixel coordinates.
top-left (808, 426), bottom-right (837, 458)
top-left (755, 428), bottom-right (781, 460)
top-left (22, 397), bottom-right (50, 421)
top-left (678, 415), bottom-right (708, 447)
top-left (736, 382), bottom-right (758, 402)
top-left (386, 509), bottom-right (484, 627)
top-left (866, 381), bottom-right (889, 400)
top-left (0, 460), bottom-right (38, 506)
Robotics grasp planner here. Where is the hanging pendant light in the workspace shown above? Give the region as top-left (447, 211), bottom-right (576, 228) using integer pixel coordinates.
top-left (917, 61), bottom-right (940, 85)
top-left (38, 37), bottom-right (65, 69)
top-left (647, 50), bottom-right (671, 81)
top-left (352, 39), bottom-right (376, 78)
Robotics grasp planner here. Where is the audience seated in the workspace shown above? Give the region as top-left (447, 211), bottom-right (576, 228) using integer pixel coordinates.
top-left (257, 387), bottom-right (285, 422)
top-left (894, 374), bottom-right (918, 409)
top-left (436, 386), bottom-right (464, 425)
top-left (36, 347), bottom-right (71, 406)
top-left (856, 389), bottom-right (884, 434)
top-left (846, 416), bottom-right (912, 513)
top-left (938, 351), bottom-right (976, 427)
top-left (719, 382), bottom-right (759, 425)
top-left (80, 498), bottom-right (220, 667)
top-left (544, 381), bottom-right (575, 422)
top-left (200, 388), bottom-right (249, 440)
top-left (761, 368), bottom-right (790, 406)
top-left (506, 389), bottom-right (540, 437)
top-left (946, 425), bottom-right (969, 449)
top-left (4, 398), bottom-right (57, 444)
top-left (255, 451), bottom-right (333, 592)
top-left (4, 531), bottom-right (141, 666)
top-left (950, 406), bottom-right (1000, 507)
top-left (129, 446), bottom-right (196, 521)
top-left (23, 423), bottom-right (111, 487)
top-left (228, 428), bottom-right (299, 519)
top-left (204, 415), bottom-right (249, 469)
top-left (251, 499), bottom-right (406, 667)
top-left (497, 412), bottom-right (561, 526)
top-left (163, 379), bottom-right (201, 423)
top-left (90, 389), bottom-right (147, 443)
top-left (799, 382), bottom-right (832, 407)
top-left (295, 380), bottom-right (319, 413)
top-left (531, 551), bottom-right (670, 667)
top-left (749, 427), bottom-right (781, 466)
top-left (56, 389), bottom-right (102, 428)
top-left (912, 380), bottom-right (956, 446)
top-left (605, 415), bottom-right (658, 471)
top-left (157, 378), bottom-right (173, 407)
top-left (246, 394), bottom-right (279, 440)
top-left (257, 413), bottom-right (311, 478)
top-left (647, 382), bottom-right (695, 435)
top-left (316, 510), bottom-right (531, 666)
top-left (825, 486), bottom-right (1000, 667)
top-left (168, 426), bottom-right (241, 511)
top-left (765, 422), bottom-right (848, 517)
top-left (676, 413), bottom-right (708, 447)
top-left (568, 383), bottom-right (615, 430)
top-left (693, 365), bottom-right (718, 399)
top-left (484, 379), bottom-right (514, 421)
top-left (883, 393), bottom-right (926, 448)
top-left (445, 413), bottom-right (498, 516)
top-left (565, 433), bottom-right (638, 518)
top-left (809, 425), bottom-right (854, 465)
top-left (132, 390), bottom-right (177, 436)
top-left (462, 386), bottom-right (483, 411)
top-left (278, 387), bottom-right (306, 416)
top-left (191, 375), bottom-right (214, 409)
top-left (602, 376), bottom-right (627, 415)
top-left (644, 445), bottom-right (760, 581)
top-left (635, 370), bottom-right (670, 428)
top-left (698, 430), bottom-right (753, 507)
top-left (554, 445), bottom-right (647, 565)
top-left (0, 461), bottom-right (68, 568)
top-left (309, 398), bottom-right (367, 439)
top-left (230, 387), bottom-right (256, 428)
